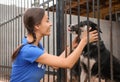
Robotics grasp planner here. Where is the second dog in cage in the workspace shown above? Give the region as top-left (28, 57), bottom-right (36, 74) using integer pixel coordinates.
top-left (68, 20), bottom-right (120, 82)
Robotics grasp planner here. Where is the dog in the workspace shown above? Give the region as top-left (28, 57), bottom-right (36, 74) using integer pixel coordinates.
top-left (68, 20), bottom-right (120, 82)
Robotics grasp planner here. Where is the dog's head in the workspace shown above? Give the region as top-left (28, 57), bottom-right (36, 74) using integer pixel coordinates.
top-left (68, 20), bottom-right (102, 35)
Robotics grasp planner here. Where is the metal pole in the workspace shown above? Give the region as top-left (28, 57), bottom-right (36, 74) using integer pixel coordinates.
top-left (56, 0), bottom-right (65, 82)
top-left (47, 1), bottom-right (50, 82)
top-left (86, 0), bottom-right (90, 82)
top-left (97, 0), bottom-right (101, 82)
top-left (68, 0), bottom-right (73, 82)
top-left (77, 0), bottom-right (81, 81)
top-left (109, 0), bottom-right (113, 81)
top-left (52, 0), bottom-right (56, 82)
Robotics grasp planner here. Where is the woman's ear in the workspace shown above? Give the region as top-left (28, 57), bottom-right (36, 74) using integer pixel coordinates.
top-left (34, 25), bottom-right (40, 30)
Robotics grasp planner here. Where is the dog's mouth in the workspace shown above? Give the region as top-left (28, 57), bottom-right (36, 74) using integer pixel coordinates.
top-left (67, 25), bottom-right (76, 34)
top-left (67, 27), bottom-right (72, 31)
top-left (67, 24), bottom-right (80, 34)
top-left (68, 28), bottom-right (77, 34)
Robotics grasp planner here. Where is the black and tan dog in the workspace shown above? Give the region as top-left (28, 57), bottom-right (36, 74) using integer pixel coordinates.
top-left (68, 20), bottom-right (120, 82)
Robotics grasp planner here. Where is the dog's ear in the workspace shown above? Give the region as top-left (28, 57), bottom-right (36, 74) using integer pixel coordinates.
top-left (82, 20), bottom-right (102, 33)
top-left (97, 26), bottom-right (102, 33)
top-left (89, 21), bottom-right (102, 33)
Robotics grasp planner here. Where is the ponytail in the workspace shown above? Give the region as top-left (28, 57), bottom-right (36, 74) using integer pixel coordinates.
top-left (28, 32), bottom-right (36, 44)
top-left (11, 44), bottom-right (23, 61)
top-left (11, 33), bottom-right (36, 61)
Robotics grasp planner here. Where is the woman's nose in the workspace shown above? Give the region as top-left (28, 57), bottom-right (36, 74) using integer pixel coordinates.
top-left (50, 22), bottom-right (52, 26)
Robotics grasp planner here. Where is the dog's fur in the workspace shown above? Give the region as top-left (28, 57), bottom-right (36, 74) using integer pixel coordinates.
top-left (68, 20), bottom-right (120, 82)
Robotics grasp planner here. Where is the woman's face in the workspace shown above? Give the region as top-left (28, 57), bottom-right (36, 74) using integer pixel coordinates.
top-left (37, 12), bottom-right (52, 36)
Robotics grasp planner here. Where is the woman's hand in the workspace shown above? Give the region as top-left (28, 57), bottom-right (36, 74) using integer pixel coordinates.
top-left (80, 28), bottom-right (98, 43)
top-left (89, 30), bottom-right (98, 43)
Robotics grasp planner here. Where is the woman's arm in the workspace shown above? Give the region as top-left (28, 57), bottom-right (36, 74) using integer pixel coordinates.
top-left (40, 36), bottom-right (79, 69)
top-left (59, 35), bottom-right (79, 58)
top-left (36, 30), bottom-right (98, 69)
top-left (51, 46), bottom-right (71, 69)
top-left (36, 39), bottom-right (86, 69)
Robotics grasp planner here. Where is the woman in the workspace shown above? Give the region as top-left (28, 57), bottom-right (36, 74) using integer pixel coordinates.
top-left (10, 8), bottom-right (98, 82)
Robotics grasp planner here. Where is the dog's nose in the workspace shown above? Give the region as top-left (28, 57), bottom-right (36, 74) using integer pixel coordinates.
top-left (67, 25), bottom-right (72, 31)
top-left (68, 24), bottom-right (71, 27)
top-left (68, 27), bottom-right (71, 31)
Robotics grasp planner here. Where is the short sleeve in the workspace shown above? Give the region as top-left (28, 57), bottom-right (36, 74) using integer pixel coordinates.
top-left (21, 45), bottom-right (44, 63)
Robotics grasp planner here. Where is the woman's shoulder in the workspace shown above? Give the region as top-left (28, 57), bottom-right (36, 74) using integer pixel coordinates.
top-left (21, 44), bottom-right (40, 52)
top-left (21, 36), bottom-right (44, 53)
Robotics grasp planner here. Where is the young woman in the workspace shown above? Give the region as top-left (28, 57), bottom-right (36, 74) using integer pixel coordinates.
top-left (10, 8), bottom-right (98, 82)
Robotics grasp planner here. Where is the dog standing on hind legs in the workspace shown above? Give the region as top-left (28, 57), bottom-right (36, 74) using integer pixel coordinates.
top-left (68, 20), bottom-right (120, 82)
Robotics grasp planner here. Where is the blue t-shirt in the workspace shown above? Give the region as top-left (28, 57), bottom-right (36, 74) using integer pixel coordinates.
top-left (10, 37), bottom-right (46, 82)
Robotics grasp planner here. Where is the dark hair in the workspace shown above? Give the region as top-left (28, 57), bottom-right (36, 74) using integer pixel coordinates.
top-left (11, 8), bottom-right (45, 61)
